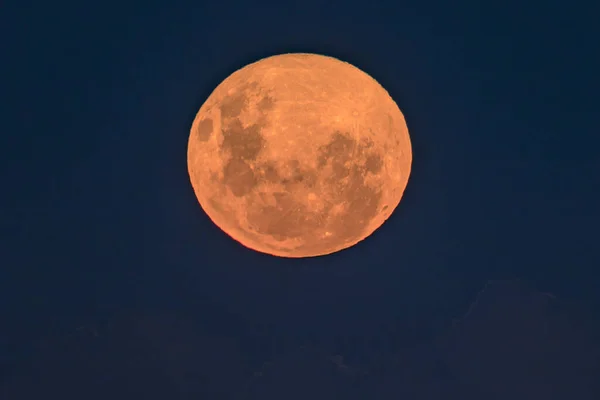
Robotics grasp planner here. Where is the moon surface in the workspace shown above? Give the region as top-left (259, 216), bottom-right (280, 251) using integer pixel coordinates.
top-left (187, 53), bottom-right (412, 258)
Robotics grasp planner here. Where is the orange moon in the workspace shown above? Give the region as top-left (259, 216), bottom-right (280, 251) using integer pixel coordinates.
top-left (187, 53), bottom-right (412, 258)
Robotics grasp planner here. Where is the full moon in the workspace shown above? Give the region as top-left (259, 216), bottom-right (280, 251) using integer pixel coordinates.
top-left (187, 53), bottom-right (412, 258)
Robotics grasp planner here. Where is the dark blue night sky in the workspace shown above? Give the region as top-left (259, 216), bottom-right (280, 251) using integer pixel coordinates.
top-left (2, 1), bottom-right (599, 398)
